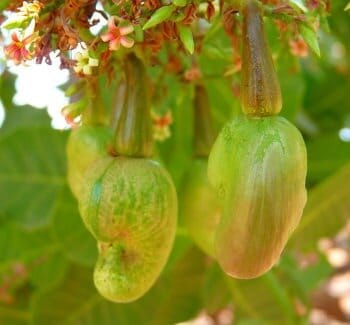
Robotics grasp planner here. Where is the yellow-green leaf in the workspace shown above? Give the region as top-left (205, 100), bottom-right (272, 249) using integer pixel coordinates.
top-left (178, 24), bottom-right (194, 54)
top-left (300, 24), bottom-right (320, 57)
top-left (143, 6), bottom-right (174, 30)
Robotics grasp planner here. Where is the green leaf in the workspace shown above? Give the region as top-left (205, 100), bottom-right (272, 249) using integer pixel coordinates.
top-left (29, 252), bottom-right (69, 292)
top-left (227, 271), bottom-right (296, 323)
top-left (288, 0), bottom-right (308, 13)
top-left (1, 16), bottom-right (29, 30)
top-left (300, 24), bottom-right (321, 57)
top-left (0, 127), bottom-right (68, 229)
top-left (53, 187), bottom-right (97, 267)
top-left (0, 0), bottom-right (11, 11)
top-left (0, 106), bottom-right (51, 138)
top-left (143, 6), bottom-right (174, 30)
top-left (345, 2), bottom-right (350, 11)
top-left (178, 25), bottom-right (195, 54)
top-left (0, 287), bottom-right (31, 325)
top-left (278, 254), bottom-right (332, 301)
top-left (157, 82), bottom-right (194, 187)
top-left (278, 55), bottom-right (305, 121)
top-left (0, 223), bottom-right (57, 267)
top-left (0, 305), bottom-right (29, 325)
top-left (173, 0), bottom-right (187, 7)
top-left (202, 263), bottom-right (231, 314)
top-left (289, 163), bottom-right (350, 251)
top-left (0, 71), bottom-right (17, 111)
top-left (306, 134), bottom-right (350, 183)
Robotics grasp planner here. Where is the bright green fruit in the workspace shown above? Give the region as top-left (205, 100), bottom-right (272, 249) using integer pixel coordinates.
top-left (79, 156), bottom-right (177, 302)
top-left (181, 159), bottom-right (221, 257)
top-left (66, 126), bottom-right (112, 198)
top-left (208, 115), bottom-right (307, 279)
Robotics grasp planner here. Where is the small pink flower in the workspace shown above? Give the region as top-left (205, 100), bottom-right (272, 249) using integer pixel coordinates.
top-left (101, 17), bottom-right (134, 51)
top-left (4, 32), bottom-right (36, 64)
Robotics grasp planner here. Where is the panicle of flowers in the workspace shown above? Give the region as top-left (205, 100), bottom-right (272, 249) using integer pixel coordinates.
top-left (101, 16), bottom-right (135, 51)
top-left (151, 110), bottom-right (173, 142)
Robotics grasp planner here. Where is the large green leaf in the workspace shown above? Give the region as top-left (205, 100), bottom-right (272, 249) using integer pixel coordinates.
top-left (0, 106), bottom-right (51, 138)
top-left (306, 133), bottom-right (350, 183)
top-left (53, 186), bottom-right (97, 267)
top-left (0, 127), bottom-right (68, 228)
top-left (29, 252), bottom-right (69, 292)
top-left (201, 263), bottom-right (231, 314)
top-left (227, 270), bottom-right (296, 324)
top-left (289, 163), bottom-right (350, 251)
top-left (32, 237), bottom-right (206, 325)
top-left (0, 223), bottom-right (57, 268)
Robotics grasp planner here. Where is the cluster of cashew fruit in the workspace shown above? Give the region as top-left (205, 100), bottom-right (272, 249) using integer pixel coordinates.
top-left (66, 0), bottom-right (307, 303)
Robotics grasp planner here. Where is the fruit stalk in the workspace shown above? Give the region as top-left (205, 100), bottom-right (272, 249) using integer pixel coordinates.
top-left (113, 53), bottom-right (153, 157)
top-left (193, 85), bottom-right (216, 157)
top-left (240, 0), bottom-right (282, 116)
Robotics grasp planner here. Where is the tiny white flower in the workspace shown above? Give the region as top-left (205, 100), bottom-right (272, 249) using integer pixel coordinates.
top-left (74, 50), bottom-right (99, 75)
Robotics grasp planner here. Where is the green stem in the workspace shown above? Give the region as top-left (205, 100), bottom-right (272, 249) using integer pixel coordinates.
top-left (193, 85), bottom-right (216, 157)
top-left (113, 54), bottom-right (153, 157)
top-left (240, 0), bottom-right (282, 117)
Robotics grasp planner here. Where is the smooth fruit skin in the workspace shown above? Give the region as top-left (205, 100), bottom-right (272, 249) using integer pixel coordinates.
top-left (181, 159), bottom-right (221, 257)
top-left (208, 115), bottom-right (307, 279)
top-left (79, 157), bottom-right (177, 302)
top-left (66, 126), bottom-right (112, 198)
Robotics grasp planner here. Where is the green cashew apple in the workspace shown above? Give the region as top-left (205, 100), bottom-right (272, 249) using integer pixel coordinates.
top-left (66, 126), bottom-right (112, 198)
top-left (79, 156), bottom-right (177, 302)
top-left (208, 115), bottom-right (307, 279)
top-left (181, 159), bottom-right (221, 257)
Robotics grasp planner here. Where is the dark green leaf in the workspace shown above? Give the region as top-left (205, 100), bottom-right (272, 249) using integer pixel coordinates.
top-left (0, 223), bottom-right (57, 267)
top-left (0, 106), bottom-right (51, 138)
top-left (53, 187), bottom-right (97, 267)
top-left (29, 252), bottom-right (68, 291)
top-left (0, 127), bottom-right (68, 229)
top-left (306, 133), bottom-right (350, 183)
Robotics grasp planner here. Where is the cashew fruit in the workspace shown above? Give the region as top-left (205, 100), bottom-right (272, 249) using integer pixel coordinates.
top-left (79, 156), bottom-right (177, 302)
top-left (66, 126), bottom-right (112, 198)
top-left (208, 115), bottom-right (307, 279)
top-left (181, 159), bottom-right (221, 257)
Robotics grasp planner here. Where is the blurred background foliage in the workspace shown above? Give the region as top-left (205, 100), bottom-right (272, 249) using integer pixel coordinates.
top-left (1, 0), bottom-right (350, 324)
